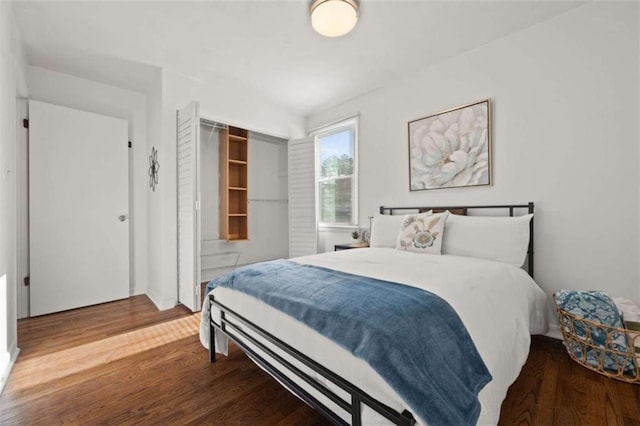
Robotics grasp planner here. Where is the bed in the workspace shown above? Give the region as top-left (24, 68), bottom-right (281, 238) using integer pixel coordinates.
top-left (199, 204), bottom-right (548, 425)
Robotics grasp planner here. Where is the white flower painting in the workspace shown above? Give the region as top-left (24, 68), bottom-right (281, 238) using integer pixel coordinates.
top-left (408, 100), bottom-right (491, 191)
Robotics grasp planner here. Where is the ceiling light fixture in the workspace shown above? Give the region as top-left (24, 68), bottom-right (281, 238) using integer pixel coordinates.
top-left (310, 0), bottom-right (359, 38)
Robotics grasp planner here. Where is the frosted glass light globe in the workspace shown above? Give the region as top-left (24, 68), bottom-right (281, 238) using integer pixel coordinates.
top-left (310, 0), bottom-right (359, 37)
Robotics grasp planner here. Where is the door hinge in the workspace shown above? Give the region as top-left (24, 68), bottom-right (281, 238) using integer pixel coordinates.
top-left (128, 141), bottom-right (132, 148)
top-left (195, 200), bottom-right (200, 211)
top-left (24, 276), bottom-right (30, 286)
top-left (23, 119), bottom-right (29, 129)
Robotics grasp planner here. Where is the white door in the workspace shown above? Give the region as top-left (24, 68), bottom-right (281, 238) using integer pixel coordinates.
top-left (29, 100), bottom-right (129, 316)
top-left (176, 102), bottom-right (201, 312)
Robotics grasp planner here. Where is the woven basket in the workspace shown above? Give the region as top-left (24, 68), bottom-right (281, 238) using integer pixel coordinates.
top-left (554, 299), bottom-right (640, 384)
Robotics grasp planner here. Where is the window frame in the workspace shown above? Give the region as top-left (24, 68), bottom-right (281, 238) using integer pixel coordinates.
top-left (310, 116), bottom-right (359, 228)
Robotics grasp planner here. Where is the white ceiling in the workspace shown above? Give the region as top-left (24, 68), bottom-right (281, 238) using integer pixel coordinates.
top-left (12, 0), bottom-right (585, 116)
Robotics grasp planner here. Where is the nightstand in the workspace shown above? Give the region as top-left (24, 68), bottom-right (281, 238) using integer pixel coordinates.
top-left (334, 242), bottom-right (370, 251)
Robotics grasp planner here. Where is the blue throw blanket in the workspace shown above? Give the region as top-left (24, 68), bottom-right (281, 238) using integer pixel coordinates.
top-left (207, 260), bottom-right (491, 425)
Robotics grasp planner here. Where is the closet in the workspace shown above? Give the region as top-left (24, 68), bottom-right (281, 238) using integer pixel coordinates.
top-left (199, 119), bottom-right (289, 283)
top-left (177, 101), bottom-right (289, 311)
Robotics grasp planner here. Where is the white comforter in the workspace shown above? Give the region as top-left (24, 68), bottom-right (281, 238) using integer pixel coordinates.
top-left (200, 248), bottom-right (548, 425)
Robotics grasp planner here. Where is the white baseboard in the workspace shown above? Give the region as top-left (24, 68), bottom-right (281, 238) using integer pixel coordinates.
top-left (130, 287), bottom-right (146, 297)
top-left (543, 322), bottom-right (562, 340)
top-left (146, 290), bottom-right (176, 311)
top-left (0, 344), bottom-right (20, 396)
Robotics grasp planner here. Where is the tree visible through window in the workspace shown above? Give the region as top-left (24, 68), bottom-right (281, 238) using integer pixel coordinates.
top-left (316, 119), bottom-right (357, 226)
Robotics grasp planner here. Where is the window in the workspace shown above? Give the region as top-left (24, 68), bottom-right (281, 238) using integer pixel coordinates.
top-left (313, 117), bottom-right (358, 226)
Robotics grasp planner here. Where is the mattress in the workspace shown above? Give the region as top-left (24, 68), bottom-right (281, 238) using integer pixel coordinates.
top-left (200, 248), bottom-right (548, 425)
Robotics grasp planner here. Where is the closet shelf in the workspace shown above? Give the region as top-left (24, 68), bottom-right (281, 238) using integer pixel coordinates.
top-left (220, 126), bottom-right (249, 241)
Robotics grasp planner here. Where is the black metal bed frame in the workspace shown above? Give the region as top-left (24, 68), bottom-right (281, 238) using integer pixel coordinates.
top-left (209, 297), bottom-right (415, 425)
top-left (208, 203), bottom-right (535, 425)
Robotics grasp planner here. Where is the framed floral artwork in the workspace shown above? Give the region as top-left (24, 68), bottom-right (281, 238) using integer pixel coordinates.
top-left (408, 99), bottom-right (491, 191)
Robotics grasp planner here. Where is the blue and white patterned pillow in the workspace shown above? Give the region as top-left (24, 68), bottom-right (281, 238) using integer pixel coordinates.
top-left (555, 290), bottom-right (635, 374)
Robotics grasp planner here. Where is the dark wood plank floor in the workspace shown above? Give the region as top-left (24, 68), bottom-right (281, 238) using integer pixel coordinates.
top-left (1, 295), bottom-right (638, 425)
top-left (499, 335), bottom-right (640, 425)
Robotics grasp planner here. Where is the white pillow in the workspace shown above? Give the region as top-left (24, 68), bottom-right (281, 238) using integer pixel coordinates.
top-left (370, 212), bottom-right (431, 248)
top-left (370, 214), bottom-right (406, 248)
top-left (396, 211), bottom-right (449, 254)
top-left (442, 213), bottom-right (533, 266)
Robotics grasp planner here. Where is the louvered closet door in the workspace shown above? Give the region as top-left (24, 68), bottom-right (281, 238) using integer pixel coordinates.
top-left (288, 137), bottom-right (317, 257)
top-left (177, 102), bottom-right (201, 312)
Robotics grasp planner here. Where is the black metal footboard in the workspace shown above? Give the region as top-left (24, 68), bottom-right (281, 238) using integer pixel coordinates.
top-left (208, 294), bottom-right (416, 426)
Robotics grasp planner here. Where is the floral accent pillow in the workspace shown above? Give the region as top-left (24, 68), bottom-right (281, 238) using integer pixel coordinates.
top-left (396, 211), bottom-right (449, 254)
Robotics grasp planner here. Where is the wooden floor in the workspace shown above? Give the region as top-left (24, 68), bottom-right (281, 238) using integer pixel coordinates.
top-left (499, 336), bottom-right (640, 426)
top-left (1, 296), bottom-right (638, 425)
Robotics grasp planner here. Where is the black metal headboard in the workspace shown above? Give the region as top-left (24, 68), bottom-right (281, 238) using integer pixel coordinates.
top-left (379, 202), bottom-right (535, 278)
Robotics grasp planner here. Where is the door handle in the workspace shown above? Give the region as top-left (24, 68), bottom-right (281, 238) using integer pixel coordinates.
top-left (118, 215), bottom-right (127, 222)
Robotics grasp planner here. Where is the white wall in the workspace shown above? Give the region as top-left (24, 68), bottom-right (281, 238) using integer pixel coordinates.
top-left (143, 68), bottom-right (163, 310)
top-left (318, 226), bottom-right (364, 254)
top-left (26, 66), bottom-right (150, 300)
top-left (146, 70), bottom-right (305, 309)
top-left (0, 1), bottom-right (28, 391)
top-left (308, 3), bottom-right (640, 306)
top-left (200, 125), bottom-right (220, 242)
